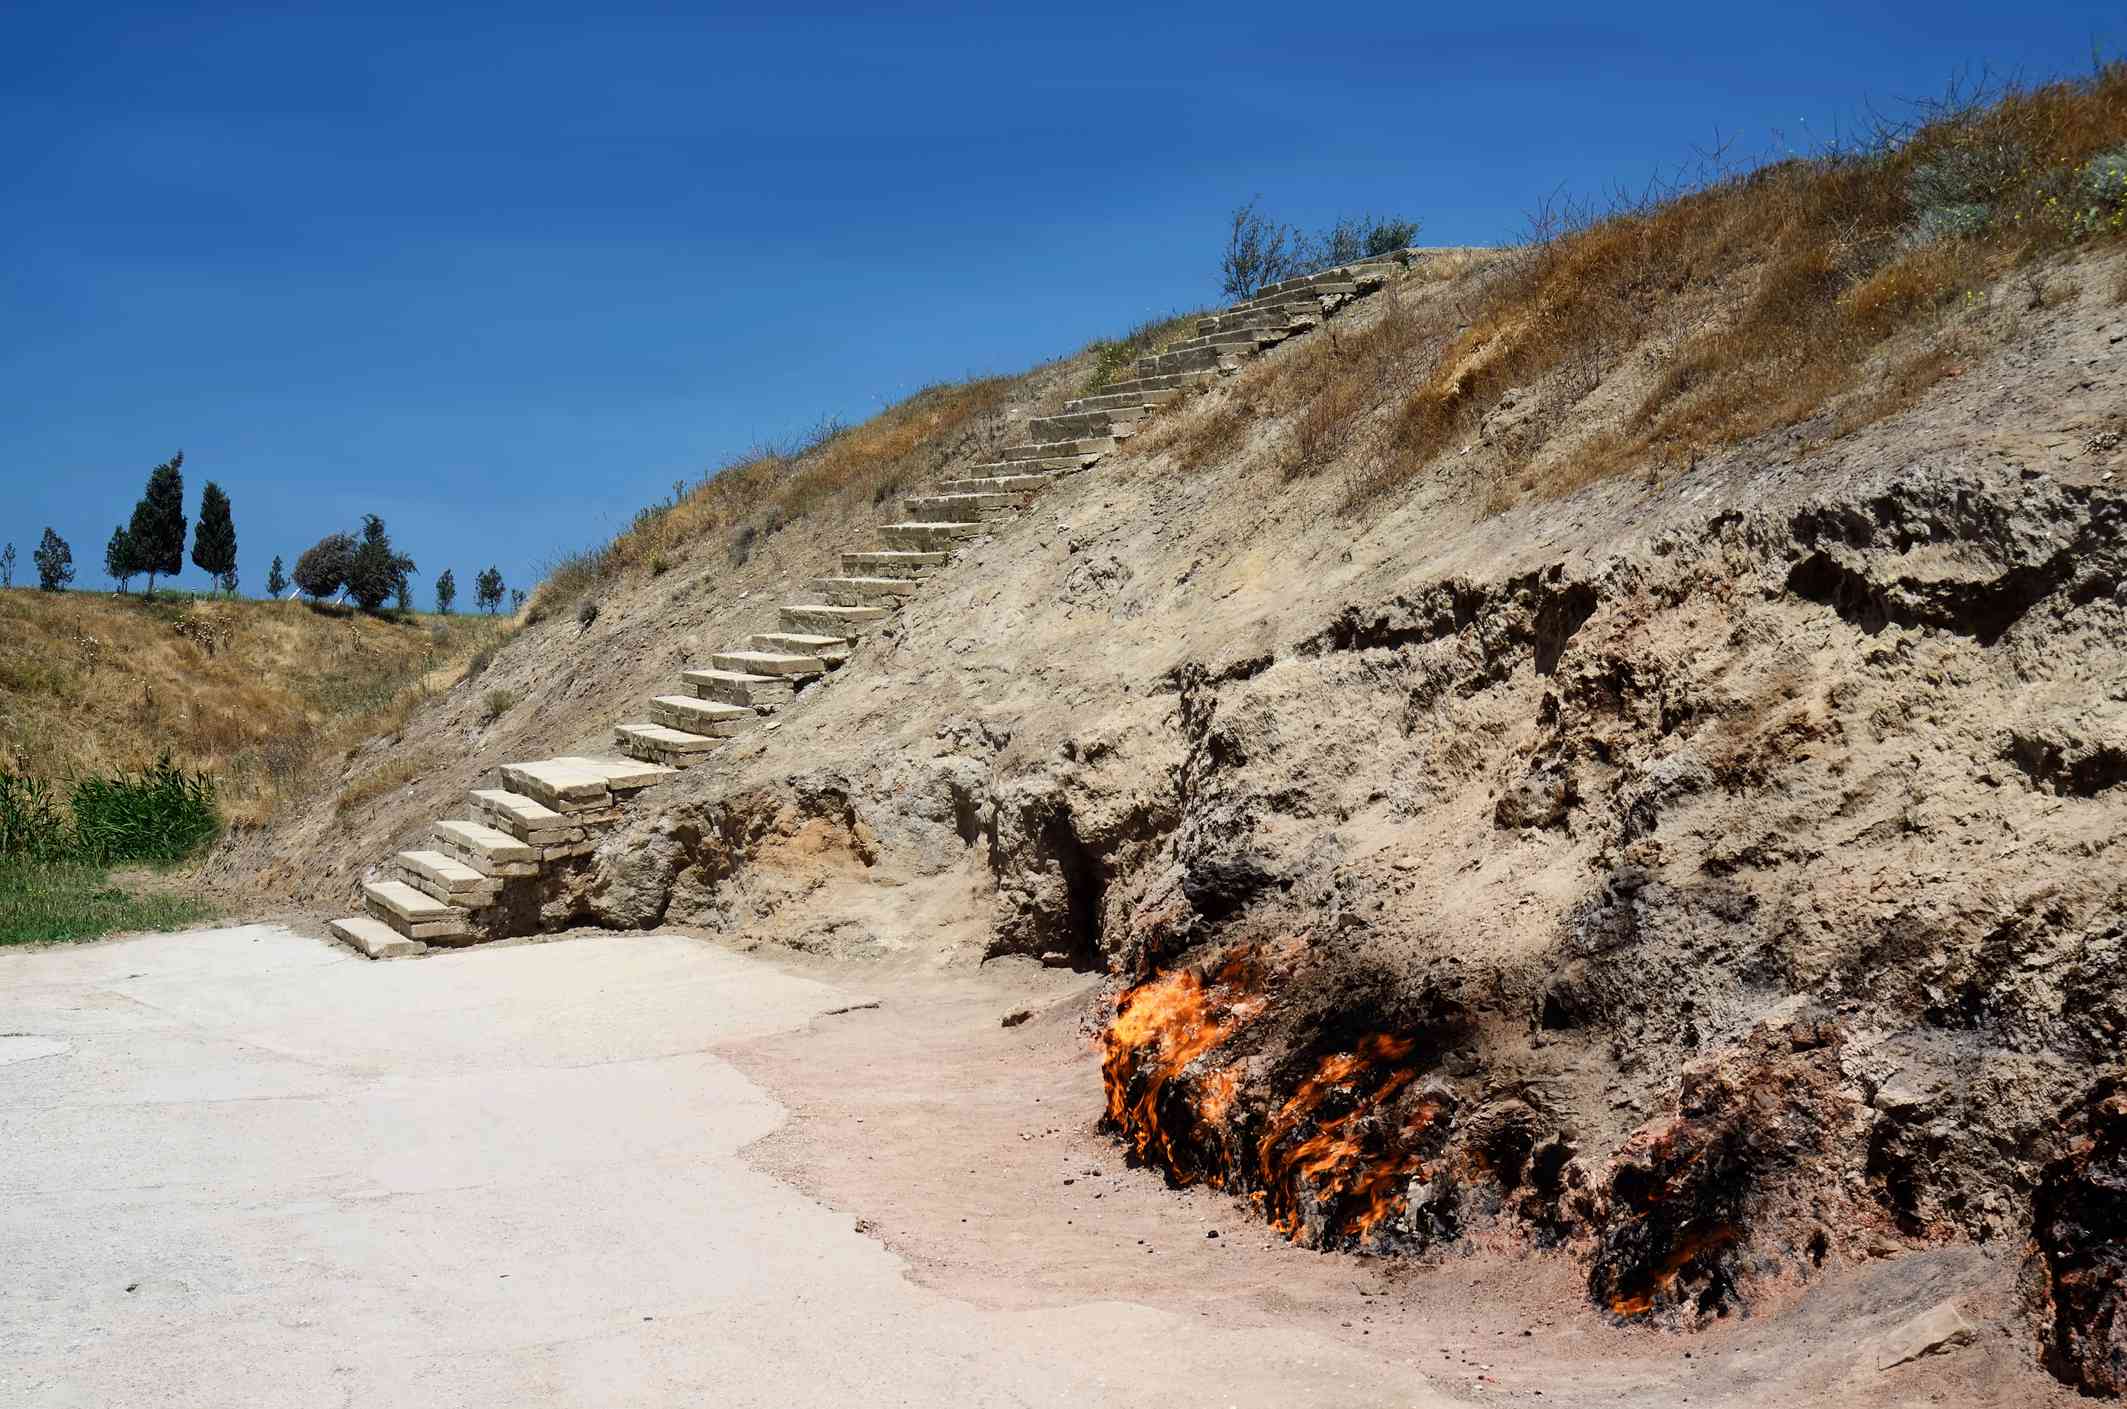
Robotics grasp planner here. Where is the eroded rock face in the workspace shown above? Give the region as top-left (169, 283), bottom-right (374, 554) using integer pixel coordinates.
top-left (2032, 1080), bottom-right (2127, 1396)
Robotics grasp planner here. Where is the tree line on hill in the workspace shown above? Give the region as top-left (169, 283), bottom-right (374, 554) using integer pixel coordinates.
top-left (5, 451), bottom-right (519, 617)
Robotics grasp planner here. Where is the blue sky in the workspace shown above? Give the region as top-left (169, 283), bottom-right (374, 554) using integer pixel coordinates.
top-left (4, 3), bottom-right (2120, 599)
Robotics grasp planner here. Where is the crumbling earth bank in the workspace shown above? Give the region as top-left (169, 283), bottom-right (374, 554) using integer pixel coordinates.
top-left (572, 449), bottom-right (2124, 1387)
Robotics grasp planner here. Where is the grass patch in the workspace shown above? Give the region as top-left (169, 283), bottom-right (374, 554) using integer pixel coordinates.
top-left (1082, 310), bottom-right (1206, 395)
top-left (0, 855), bottom-right (217, 945)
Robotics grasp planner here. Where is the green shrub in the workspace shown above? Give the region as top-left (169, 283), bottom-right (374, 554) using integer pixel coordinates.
top-left (69, 755), bottom-right (220, 864)
top-left (2072, 146), bottom-right (2127, 238)
top-left (0, 770), bottom-right (69, 860)
top-left (480, 687), bottom-right (518, 723)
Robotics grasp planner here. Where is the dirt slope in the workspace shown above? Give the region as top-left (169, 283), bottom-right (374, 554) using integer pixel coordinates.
top-left (217, 244), bottom-right (2127, 1397)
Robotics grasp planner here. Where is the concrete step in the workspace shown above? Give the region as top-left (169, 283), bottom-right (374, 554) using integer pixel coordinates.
top-left (1135, 344), bottom-right (1244, 378)
top-left (615, 721), bottom-right (721, 766)
top-left (934, 472), bottom-right (1054, 497)
top-left (808, 576), bottom-right (920, 607)
top-left (394, 849), bottom-right (502, 908)
top-left (432, 818), bottom-right (540, 877)
top-left (329, 914), bottom-right (425, 959)
top-left (881, 521), bottom-right (984, 551)
top-left (903, 492), bottom-right (1025, 522)
top-left (711, 648), bottom-right (826, 677)
top-left (499, 760), bottom-right (612, 815)
top-left (840, 550), bottom-right (947, 580)
top-left (750, 631), bottom-right (849, 662)
top-left (1167, 327), bottom-right (1287, 355)
top-left (1098, 370), bottom-right (1220, 399)
top-left (549, 755), bottom-right (677, 795)
top-left (998, 437), bottom-right (1116, 463)
top-left (650, 694), bottom-right (757, 737)
top-left (362, 879), bottom-right (470, 942)
top-left (1196, 306), bottom-right (1317, 335)
top-left (1026, 409), bottom-right (1142, 442)
top-left (684, 666), bottom-right (796, 708)
top-left (468, 788), bottom-right (586, 848)
top-left (959, 455), bottom-right (1097, 477)
top-left (779, 604), bottom-right (891, 636)
top-left (1062, 387), bottom-right (1181, 414)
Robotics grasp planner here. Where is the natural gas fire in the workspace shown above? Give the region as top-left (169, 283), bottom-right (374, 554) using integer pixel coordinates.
top-left (1100, 946), bottom-right (1451, 1252)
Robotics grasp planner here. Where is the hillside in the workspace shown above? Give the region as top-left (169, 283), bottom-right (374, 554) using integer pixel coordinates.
top-left (0, 589), bottom-right (509, 827)
top-left (208, 74), bottom-right (2127, 1404)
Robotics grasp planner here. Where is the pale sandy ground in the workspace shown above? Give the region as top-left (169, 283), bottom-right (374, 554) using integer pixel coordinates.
top-left (1, 925), bottom-right (1454, 1408)
top-left (1, 925), bottom-right (2050, 1408)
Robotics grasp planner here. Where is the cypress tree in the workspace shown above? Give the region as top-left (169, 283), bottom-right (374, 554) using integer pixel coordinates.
top-left (127, 452), bottom-right (187, 593)
top-left (191, 480), bottom-right (237, 592)
top-left (105, 525), bottom-right (138, 592)
top-left (346, 514), bottom-right (413, 613)
top-left (434, 568), bottom-right (456, 614)
top-left (266, 555), bottom-right (288, 598)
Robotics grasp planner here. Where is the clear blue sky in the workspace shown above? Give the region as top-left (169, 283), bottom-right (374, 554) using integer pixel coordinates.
top-left (3, 3), bottom-right (2119, 599)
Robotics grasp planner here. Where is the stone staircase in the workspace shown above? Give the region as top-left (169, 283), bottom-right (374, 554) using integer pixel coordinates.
top-left (326, 254), bottom-right (1411, 958)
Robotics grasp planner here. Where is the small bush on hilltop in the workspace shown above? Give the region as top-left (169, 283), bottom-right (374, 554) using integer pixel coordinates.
top-left (293, 532), bottom-right (355, 602)
top-left (34, 528), bottom-right (73, 591)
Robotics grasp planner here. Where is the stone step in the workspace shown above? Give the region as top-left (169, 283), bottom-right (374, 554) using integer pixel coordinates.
top-left (904, 492), bottom-right (1026, 522)
top-left (684, 666), bottom-right (797, 708)
top-left (711, 648), bottom-right (827, 677)
top-left (432, 818), bottom-right (540, 877)
top-left (1196, 306), bottom-right (1317, 335)
top-left (468, 788), bottom-right (585, 847)
top-left (394, 849), bottom-right (503, 908)
top-left (779, 603), bottom-right (891, 636)
top-left (362, 879), bottom-right (470, 942)
top-left (1025, 409), bottom-right (1142, 442)
top-left (499, 760), bottom-right (613, 814)
top-left (549, 755), bottom-right (677, 795)
top-left (329, 914), bottom-right (425, 959)
top-left (397, 851), bottom-right (499, 906)
top-left (750, 631), bottom-right (849, 662)
top-left (840, 550), bottom-right (947, 579)
top-left (934, 472), bottom-right (1054, 496)
top-left (1062, 387), bottom-right (1181, 414)
top-left (650, 694), bottom-right (757, 737)
top-left (998, 437), bottom-right (1116, 463)
top-left (615, 722), bottom-right (721, 766)
top-left (1167, 327), bottom-right (1287, 355)
top-left (1098, 370), bottom-right (1220, 399)
top-left (1135, 344), bottom-right (1244, 378)
top-left (808, 576), bottom-right (920, 607)
top-left (880, 521), bottom-right (984, 551)
top-left (958, 455), bottom-right (1097, 477)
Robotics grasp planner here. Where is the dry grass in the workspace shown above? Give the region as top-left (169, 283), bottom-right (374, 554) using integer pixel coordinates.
top-left (1164, 65), bottom-right (2127, 512)
top-left (528, 375), bottom-right (1025, 619)
top-left (0, 590), bottom-right (511, 826)
top-left (1081, 310), bottom-right (1207, 395)
top-left (334, 751), bottom-right (434, 819)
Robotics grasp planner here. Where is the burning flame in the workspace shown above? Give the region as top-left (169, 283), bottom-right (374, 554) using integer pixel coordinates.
top-left (1101, 946), bottom-right (1446, 1250)
top-left (1100, 948), bottom-right (1268, 1183)
top-left (1256, 1034), bottom-right (1443, 1246)
top-left (1604, 1222), bottom-right (1741, 1316)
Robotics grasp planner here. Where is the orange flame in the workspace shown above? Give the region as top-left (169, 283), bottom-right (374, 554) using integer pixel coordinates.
top-left (1101, 948), bottom-right (1444, 1250)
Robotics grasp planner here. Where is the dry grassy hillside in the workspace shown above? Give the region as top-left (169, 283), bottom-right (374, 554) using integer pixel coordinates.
top-left (0, 589), bottom-right (510, 825)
